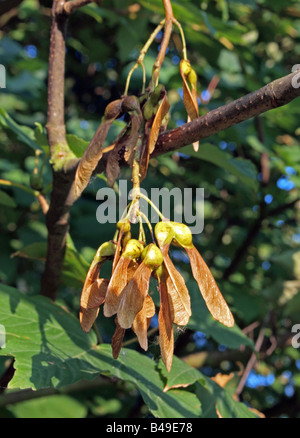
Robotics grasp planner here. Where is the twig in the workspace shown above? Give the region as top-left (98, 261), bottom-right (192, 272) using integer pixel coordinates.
top-left (235, 314), bottom-right (270, 397)
top-left (62, 0), bottom-right (102, 15)
top-left (0, 179), bottom-right (40, 197)
top-left (124, 19), bottom-right (166, 95)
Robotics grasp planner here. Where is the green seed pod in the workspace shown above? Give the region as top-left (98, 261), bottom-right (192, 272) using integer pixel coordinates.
top-left (117, 220), bottom-right (131, 233)
top-left (180, 59), bottom-right (192, 76)
top-left (97, 241), bottom-right (116, 258)
top-left (171, 222), bottom-right (193, 248)
top-left (154, 221), bottom-right (174, 247)
top-left (122, 239), bottom-right (144, 259)
top-left (142, 244), bottom-right (163, 269)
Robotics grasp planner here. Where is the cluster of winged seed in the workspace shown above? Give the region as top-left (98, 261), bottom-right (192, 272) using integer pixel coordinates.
top-left (79, 221), bottom-right (234, 372)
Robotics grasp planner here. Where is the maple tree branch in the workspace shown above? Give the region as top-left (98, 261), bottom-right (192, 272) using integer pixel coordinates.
top-left (149, 0), bottom-right (174, 88)
top-left (95, 70), bottom-right (300, 174)
top-left (154, 70), bottom-right (300, 155)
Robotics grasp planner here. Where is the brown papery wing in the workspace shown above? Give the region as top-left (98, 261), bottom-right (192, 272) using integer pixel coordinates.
top-left (148, 94), bottom-right (170, 155)
top-left (181, 72), bottom-right (198, 122)
top-left (73, 99), bottom-right (122, 199)
top-left (165, 271), bottom-right (191, 326)
top-left (80, 259), bottom-right (102, 314)
top-left (103, 256), bottom-right (131, 317)
top-left (117, 262), bottom-right (152, 329)
top-left (111, 317), bottom-right (125, 359)
top-left (186, 246), bottom-right (234, 327)
top-left (132, 294), bottom-right (156, 351)
top-left (158, 276), bottom-right (174, 373)
top-left (161, 249), bottom-right (192, 325)
top-left (111, 227), bottom-right (125, 273)
top-left (79, 307), bottom-right (99, 334)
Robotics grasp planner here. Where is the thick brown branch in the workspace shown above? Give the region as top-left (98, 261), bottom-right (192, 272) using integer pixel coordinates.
top-left (154, 70), bottom-right (300, 155)
top-left (41, 0), bottom-right (74, 301)
top-left (94, 71), bottom-right (300, 175)
top-left (46, 0), bottom-right (68, 147)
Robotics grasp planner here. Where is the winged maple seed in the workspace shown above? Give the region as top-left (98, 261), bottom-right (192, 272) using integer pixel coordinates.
top-left (179, 59), bottom-right (199, 152)
top-left (155, 221), bottom-right (235, 328)
top-left (79, 217), bottom-right (234, 372)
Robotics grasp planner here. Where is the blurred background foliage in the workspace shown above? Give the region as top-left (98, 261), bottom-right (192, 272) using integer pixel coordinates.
top-left (0, 0), bottom-right (300, 418)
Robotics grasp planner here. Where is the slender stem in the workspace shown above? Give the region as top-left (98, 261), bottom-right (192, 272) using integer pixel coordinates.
top-left (124, 19), bottom-right (165, 95)
top-left (172, 18), bottom-right (187, 60)
top-left (235, 313), bottom-right (270, 397)
top-left (149, 0), bottom-right (174, 89)
top-left (129, 133), bottom-right (144, 223)
top-left (138, 215), bottom-right (146, 242)
top-left (138, 210), bottom-right (155, 243)
top-left (138, 192), bottom-right (166, 221)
